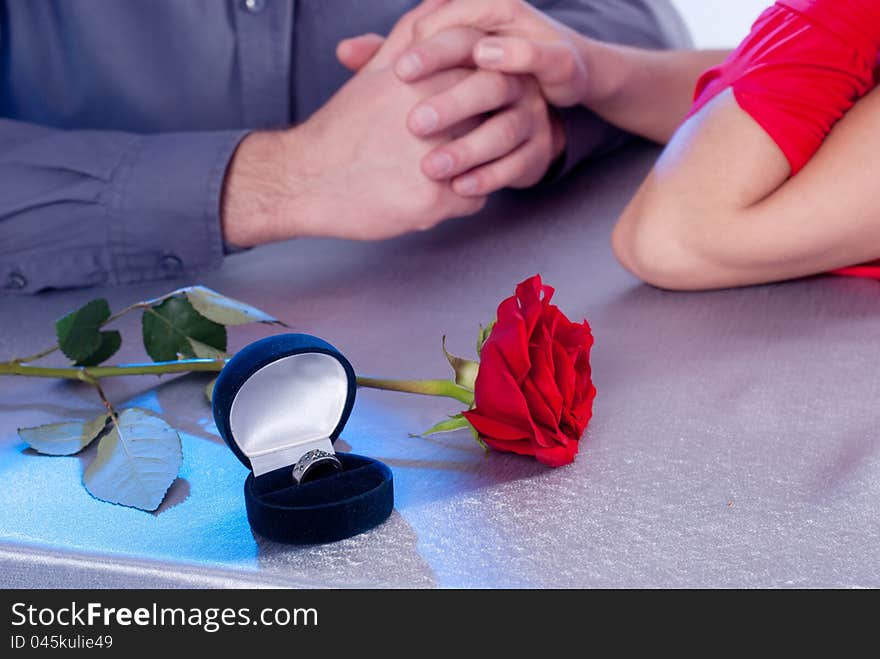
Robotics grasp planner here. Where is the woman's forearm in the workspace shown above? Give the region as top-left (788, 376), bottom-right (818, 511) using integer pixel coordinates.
top-left (613, 85), bottom-right (880, 290)
top-left (581, 42), bottom-right (730, 144)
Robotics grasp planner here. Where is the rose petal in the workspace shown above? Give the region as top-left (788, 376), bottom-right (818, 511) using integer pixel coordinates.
top-left (556, 319), bottom-right (593, 355)
top-left (529, 339), bottom-right (564, 414)
top-left (570, 348), bottom-right (594, 408)
top-left (540, 304), bottom-right (562, 342)
top-left (488, 296), bottom-right (531, 379)
top-left (463, 409), bottom-right (530, 441)
top-left (481, 436), bottom-right (537, 458)
top-left (520, 378), bottom-right (559, 441)
top-left (471, 343), bottom-right (533, 426)
top-left (567, 382), bottom-right (597, 437)
top-left (529, 418), bottom-right (565, 449)
top-left (552, 341), bottom-right (576, 404)
top-left (534, 441), bottom-right (578, 467)
top-left (517, 276), bottom-right (556, 338)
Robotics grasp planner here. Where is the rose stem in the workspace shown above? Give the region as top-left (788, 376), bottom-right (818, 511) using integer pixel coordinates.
top-left (0, 359), bottom-right (227, 381)
top-left (355, 377), bottom-right (474, 405)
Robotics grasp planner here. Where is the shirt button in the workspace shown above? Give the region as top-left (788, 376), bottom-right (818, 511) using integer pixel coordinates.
top-left (159, 253), bottom-right (183, 274)
top-left (5, 271), bottom-right (27, 290)
top-left (243, 0), bottom-right (266, 12)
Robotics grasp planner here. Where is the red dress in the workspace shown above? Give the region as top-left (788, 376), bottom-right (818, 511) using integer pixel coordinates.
top-left (686, 1), bottom-right (880, 279)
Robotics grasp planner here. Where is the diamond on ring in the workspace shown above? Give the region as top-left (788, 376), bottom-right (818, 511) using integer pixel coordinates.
top-left (292, 449), bottom-right (342, 484)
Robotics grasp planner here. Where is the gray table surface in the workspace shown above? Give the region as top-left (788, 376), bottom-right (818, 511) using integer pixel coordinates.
top-left (1, 144), bottom-right (878, 588)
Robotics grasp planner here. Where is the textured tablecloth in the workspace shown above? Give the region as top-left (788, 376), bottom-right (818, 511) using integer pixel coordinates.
top-left (1, 143), bottom-right (878, 588)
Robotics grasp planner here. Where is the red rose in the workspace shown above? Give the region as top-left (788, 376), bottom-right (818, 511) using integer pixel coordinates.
top-left (463, 275), bottom-right (596, 467)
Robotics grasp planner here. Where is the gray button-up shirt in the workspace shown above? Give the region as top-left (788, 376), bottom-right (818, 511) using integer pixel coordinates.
top-left (0, 0), bottom-right (689, 294)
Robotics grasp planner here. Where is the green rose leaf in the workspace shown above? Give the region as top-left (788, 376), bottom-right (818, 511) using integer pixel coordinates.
top-left (83, 408), bottom-right (182, 511)
top-left (18, 414), bottom-right (108, 456)
top-left (187, 338), bottom-right (228, 360)
top-left (180, 286), bottom-right (285, 327)
top-left (55, 299), bottom-right (121, 366)
top-left (442, 336), bottom-right (480, 391)
top-left (141, 295), bottom-right (227, 362)
top-left (80, 331), bottom-right (122, 367)
top-left (412, 413), bottom-right (473, 438)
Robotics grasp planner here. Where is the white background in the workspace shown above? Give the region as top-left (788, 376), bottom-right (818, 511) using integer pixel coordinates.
top-left (671, 0), bottom-right (770, 47)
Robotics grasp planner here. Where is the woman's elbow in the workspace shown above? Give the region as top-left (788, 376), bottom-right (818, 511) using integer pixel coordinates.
top-left (611, 197), bottom-right (719, 291)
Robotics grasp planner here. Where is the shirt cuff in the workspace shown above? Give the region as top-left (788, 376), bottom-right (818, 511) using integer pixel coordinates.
top-left (548, 105), bottom-right (634, 181)
top-left (107, 129), bottom-right (250, 285)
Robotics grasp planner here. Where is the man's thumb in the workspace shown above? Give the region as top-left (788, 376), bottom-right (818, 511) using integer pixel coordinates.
top-left (336, 34), bottom-right (386, 72)
top-left (365, 0), bottom-right (449, 69)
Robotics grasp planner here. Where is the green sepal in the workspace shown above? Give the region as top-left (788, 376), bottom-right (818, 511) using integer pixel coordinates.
top-left (477, 320), bottom-right (496, 356)
top-left (410, 413), bottom-right (472, 438)
top-left (442, 336), bottom-right (479, 391)
top-left (469, 424), bottom-right (489, 453)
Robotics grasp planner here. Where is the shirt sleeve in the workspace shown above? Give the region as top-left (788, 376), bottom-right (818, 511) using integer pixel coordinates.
top-left (530, 0), bottom-right (693, 177)
top-left (0, 118), bottom-right (249, 295)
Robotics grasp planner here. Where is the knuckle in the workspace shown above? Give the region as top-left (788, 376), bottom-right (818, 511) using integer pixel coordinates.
top-left (412, 16), bottom-right (431, 41)
top-left (521, 41), bottom-right (540, 68)
top-left (398, 8), bottom-right (419, 32)
top-left (509, 156), bottom-right (529, 181)
top-left (557, 48), bottom-right (577, 80)
top-left (438, 94), bottom-right (462, 125)
top-left (469, 172), bottom-right (490, 193)
top-left (491, 0), bottom-right (520, 23)
top-left (447, 142), bottom-right (469, 168)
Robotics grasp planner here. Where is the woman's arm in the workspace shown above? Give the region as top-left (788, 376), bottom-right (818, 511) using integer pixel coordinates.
top-left (577, 44), bottom-right (729, 144)
top-left (612, 86), bottom-right (880, 290)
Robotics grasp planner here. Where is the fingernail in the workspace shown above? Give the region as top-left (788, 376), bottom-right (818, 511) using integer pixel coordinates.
top-left (424, 152), bottom-right (455, 178)
top-left (476, 42), bottom-right (504, 63)
top-left (396, 53), bottom-right (423, 79)
top-left (456, 175), bottom-right (479, 195)
top-left (410, 106), bottom-right (439, 134)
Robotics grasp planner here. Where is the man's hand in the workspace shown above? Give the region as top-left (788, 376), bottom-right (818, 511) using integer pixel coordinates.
top-left (222, 0), bottom-right (486, 247)
top-left (339, 19), bottom-right (566, 197)
top-left (403, 61), bottom-right (565, 197)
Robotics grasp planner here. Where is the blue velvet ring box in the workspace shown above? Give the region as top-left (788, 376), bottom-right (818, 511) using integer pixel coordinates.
top-left (212, 334), bottom-right (394, 544)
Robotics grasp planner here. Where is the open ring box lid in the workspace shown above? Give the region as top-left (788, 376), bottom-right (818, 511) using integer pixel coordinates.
top-left (212, 334), bottom-right (393, 544)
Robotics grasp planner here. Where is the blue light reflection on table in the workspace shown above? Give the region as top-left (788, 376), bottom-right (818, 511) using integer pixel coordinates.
top-left (0, 390), bottom-right (259, 568)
